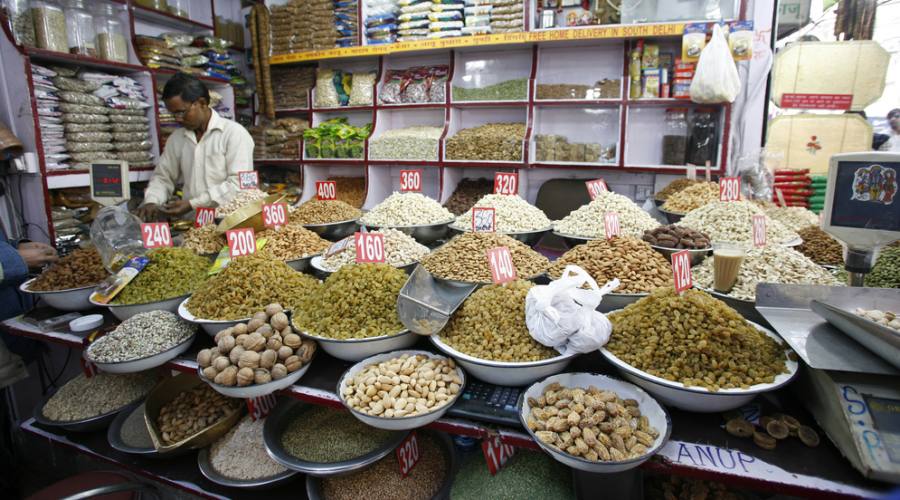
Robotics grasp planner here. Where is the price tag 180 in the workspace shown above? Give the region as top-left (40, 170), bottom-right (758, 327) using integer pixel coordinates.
top-left (482, 435), bottom-right (516, 476)
top-left (396, 431), bottom-right (420, 478)
top-left (194, 207), bottom-right (215, 228)
top-left (399, 169), bottom-right (423, 192)
top-left (238, 170), bottom-right (259, 190)
top-left (752, 214), bottom-right (767, 247)
top-left (672, 249), bottom-right (692, 294)
top-left (487, 246), bottom-right (517, 284)
top-left (316, 181), bottom-right (337, 200)
top-left (141, 223), bottom-right (172, 249)
top-left (262, 202), bottom-right (288, 229)
top-left (494, 172), bottom-right (518, 196)
top-left (603, 212), bottom-right (620, 239)
top-left (719, 177), bottom-right (741, 202)
top-left (227, 227), bottom-right (257, 258)
top-left (472, 207), bottom-right (496, 233)
top-left (247, 394), bottom-right (277, 421)
top-left (585, 178), bottom-right (608, 200)
top-left (355, 232), bottom-right (385, 263)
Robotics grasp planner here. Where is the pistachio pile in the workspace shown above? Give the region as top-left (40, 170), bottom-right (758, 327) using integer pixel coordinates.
top-left (554, 191), bottom-right (659, 239)
top-left (421, 232), bottom-right (549, 283)
top-left (290, 199), bottom-right (362, 225)
top-left (360, 192), bottom-right (453, 227)
top-left (679, 201), bottom-right (799, 245)
top-left (452, 194), bottom-right (553, 233)
top-left (548, 237), bottom-right (672, 294)
top-left (258, 223), bottom-right (330, 261)
top-left (654, 178), bottom-right (703, 202)
top-left (854, 308), bottom-right (900, 332)
top-left (642, 225), bottom-right (710, 250)
top-left (156, 384), bottom-right (241, 445)
top-left (181, 224), bottom-right (226, 255)
top-left (112, 248), bottom-right (208, 305)
top-left (445, 123), bottom-right (526, 162)
top-left (42, 371), bottom-right (157, 422)
top-left (216, 189), bottom-right (269, 218)
top-left (660, 182), bottom-right (719, 214)
top-left (320, 229), bottom-right (428, 271)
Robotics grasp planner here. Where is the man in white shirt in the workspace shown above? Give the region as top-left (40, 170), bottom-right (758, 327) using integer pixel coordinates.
top-left (883, 108), bottom-right (900, 152)
top-left (136, 73), bottom-right (254, 221)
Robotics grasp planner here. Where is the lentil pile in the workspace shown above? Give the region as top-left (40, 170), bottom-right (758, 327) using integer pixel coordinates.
top-left (281, 405), bottom-right (396, 462)
top-left (679, 201), bottom-right (799, 245)
top-left (258, 223), bottom-right (330, 261)
top-left (112, 248), bottom-right (208, 305)
top-left (156, 384), bottom-right (241, 445)
top-left (548, 237), bottom-right (672, 294)
top-left (654, 178), bottom-right (703, 202)
top-left (181, 224), bottom-right (226, 255)
top-left (42, 371), bottom-right (157, 422)
top-left (290, 199), bottom-right (362, 225)
top-left (360, 192), bottom-right (454, 227)
top-left (554, 191), bottom-right (659, 239)
top-left (764, 206), bottom-right (820, 232)
top-left (216, 189), bottom-right (269, 218)
top-left (421, 232), bottom-right (550, 283)
top-left (451, 449), bottom-right (574, 500)
top-left (443, 178), bottom-right (494, 215)
top-left (187, 256), bottom-right (320, 320)
top-left (607, 288), bottom-right (789, 390)
top-left (642, 225), bottom-right (711, 250)
top-left (210, 415), bottom-right (289, 481)
top-left (292, 264), bottom-right (406, 339)
top-left (452, 194), bottom-right (552, 232)
top-left (88, 311), bottom-right (196, 363)
top-left (28, 247), bottom-right (107, 291)
top-left (320, 229), bottom-right (428, 271)
top-left (440, 280), bottom-right (558, 362)
top-left (692, 245), bottom-right (842, 301)
top-left (445, 123), bottom-right (526, 162)
top-left (119, 403), bottom-right (153, 449)
top-left (661, 182), bottom-right (719, 214)
top-left (795, 225), bottom-right (843, 265)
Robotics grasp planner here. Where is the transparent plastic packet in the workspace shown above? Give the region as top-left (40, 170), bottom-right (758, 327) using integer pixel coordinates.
top-left (66, 142), bottom-right (114, 153)
top-left (113, 140), bottom-right (152, 152)
top-left (62, 113), bottom-right (110, 124)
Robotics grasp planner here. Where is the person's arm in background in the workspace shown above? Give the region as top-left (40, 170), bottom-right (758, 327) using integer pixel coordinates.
top-left (191, 126), bottom-right (255, 208)
top-left (137, 135), bottom-right (182, 220)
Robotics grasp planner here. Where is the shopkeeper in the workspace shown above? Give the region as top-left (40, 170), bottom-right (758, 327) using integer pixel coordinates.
top-left (136, 73), bottom-right (254, 221)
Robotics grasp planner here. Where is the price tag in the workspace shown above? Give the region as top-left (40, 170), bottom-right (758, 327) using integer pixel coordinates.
top-left (775, 188), bottom-right (787, 207)
top-left (686, 165), bottom-right (697, 180)
top-left (482, 435), bottom-right (516, 475)
top-left (396, 431), bottom-right (420, 477)
top-left (194, 207), bottom-right (215, 228)
top-left (262, 202), bottom-right (288, 229)
top-left (719, 177), bottom-right (741, 202)
top-left (494, 172), bottom-right (518, 196)
top-left (752, 214), bottom-right (767, 247)
top-left (399, 169), bottom-right (423, 192)
top-left (227, 227), bottom-right (257, 258)
top-left (355, 232), bottom-right (385, 263)
top-left (141, 223), bottom-right (172, 248)
top-left (238, 170), bottom-right (259, 190)
top-left (603, 212), bottom-right (620, 239)
top-left (672, 249), bottom-right (692, 294)
top-left (487, 246), bottom-right (517, 284)
top-left (705, 161), bottom-right (712, 182)
top-left (325, 236), bottom-right (352, 258)
top-left (472, 207), bottom-right (496, 233)
top-left (585, 178), bottom-right (609, 200)
top-left (316, 181), bottom-right (337, 200)
top-left (246, 394), bottom-right (277, 421)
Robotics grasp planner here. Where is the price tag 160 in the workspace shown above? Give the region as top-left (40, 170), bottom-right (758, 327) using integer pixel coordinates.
top-left (585, 178), bottom-right (608, 200)
top-left (227, 227), bottom-right (257, 258)
top-left (238, 170), bottom-right (259, 190)
top-left (194, 207), bottom-right (215, 228)
top-left (141, 223), bottom-right (172, 249)
top-left (262, 202), bottom-right (288, 229)
top-left (487, 246), bottom-right (517, 284)
top-left (396, 431), bottom-right (420, 478)
top-left (719, 177), bottom-right (741, 201)
top-left (472, 207), bottom-right (496, 233)
top-left (603, 212), bottom-right (620, 239)
top-left (494, 172), bottom-right (518, 196)
top-left (752, 214), bottom-right (767, 247)
top-left (316, 181), bottom-right (337, 200)
top-left (482, 435), bottom-right (516, 475)
top-left (399, 169), bottom-right (422, 192)
top-left (672, 249), bottom-right (692, 294)
top-left (355, 232), bottom-right (385, 263)
top-left (247, 394), bottom-right (277, 421)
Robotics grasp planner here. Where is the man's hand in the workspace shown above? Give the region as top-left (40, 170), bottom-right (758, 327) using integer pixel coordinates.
top-left (136, 203), bottom-right (159, 221)
top-left (159, 199), bottom-right (192, 217)
top-left (18, 243), bottom-right (58, 269)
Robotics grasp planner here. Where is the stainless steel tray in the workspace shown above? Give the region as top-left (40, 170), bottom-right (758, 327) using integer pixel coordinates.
top-left (811, 298), bottom-right (900, 370)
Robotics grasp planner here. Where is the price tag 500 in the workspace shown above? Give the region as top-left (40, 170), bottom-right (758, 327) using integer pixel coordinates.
top-left (262, 203), bottom-right (288, 229)
top-left (141, 223), bottom-right (172, 249)
top-left (355, 232), bottom-right (385, 263)
top-left (487, 246), bottom-right (517, 284)
top-left (227, 228), bottom-right (257, 258)
top-left (397, 431), bottom-right (420, 477)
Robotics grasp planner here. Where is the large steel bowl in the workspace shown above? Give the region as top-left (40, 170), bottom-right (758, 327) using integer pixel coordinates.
top-left (358, 219), bottom-right (454, 246)
top-left (449, 225), bottom-right (552, 247)
top-left (303, 219), bottom-right (359, 242)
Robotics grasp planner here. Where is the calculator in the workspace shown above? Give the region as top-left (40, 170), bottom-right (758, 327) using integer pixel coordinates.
top-left (447, 381), bottom-right (523, 427)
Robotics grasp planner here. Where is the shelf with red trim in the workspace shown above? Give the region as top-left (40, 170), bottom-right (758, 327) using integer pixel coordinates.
top-left (45, 166), bottom-right (155, 190)
top-left (24, 47), bottom-right (149, 73)
top-left (130, 4), bottom-right (215, 32)
top-left (149, 68), bottom-right (232, 86)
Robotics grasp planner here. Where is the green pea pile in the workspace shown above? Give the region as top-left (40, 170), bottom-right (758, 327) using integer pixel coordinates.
top-left (112, 248), bottom-right (209, 305)
top-left (865, 246), bottom-right (900, 288)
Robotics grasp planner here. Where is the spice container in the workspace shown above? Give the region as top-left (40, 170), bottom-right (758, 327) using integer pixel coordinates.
top-left (31, 0), bottom-right (68, 52)
top-left (64, 0), bottom-right (94, 56)
top-left (94, 3), bottom-right (127, 62)
top-left (4, 0), bottom-right (35, 46)
top-left (662, 108), bottom-right (688, 166)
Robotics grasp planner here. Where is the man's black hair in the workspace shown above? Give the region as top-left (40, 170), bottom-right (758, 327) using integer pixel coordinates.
top-left (161, 72), bottom-right (210, 103)
top-left (888, 109), bottom-right (900, 120)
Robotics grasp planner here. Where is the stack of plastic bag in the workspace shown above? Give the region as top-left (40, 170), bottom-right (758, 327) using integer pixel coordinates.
top-left (335, 0), bottom-right (360, 47)
top-left (489, 0), bottom-right (524, 33)
top-left (429, 0), bottom-right (464, 39)
top-left (463, 0), bottom-right (491, 36)
top-left (52, 68), bottom-right (115, 169)
top-left (398, 0), bottom-right (432, 42)
top-left (82, 71), bottom-right (153, 168)
top-left (366, 0), bottom-right (398, 45)
top-left (31, 64), bottom-right (69, 171)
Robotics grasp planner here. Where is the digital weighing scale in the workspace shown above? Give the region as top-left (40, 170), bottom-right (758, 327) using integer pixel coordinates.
top-left (89, 160), bottom-right (131, 207)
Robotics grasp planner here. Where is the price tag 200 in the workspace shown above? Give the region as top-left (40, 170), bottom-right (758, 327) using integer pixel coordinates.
top-left (482, 435), bottom-right (516, 475)
top-left (141, 223), bottom-right (172, 248)
top-left (247, 394), bottom-right (277, 421)
top-left (355, 232), bottom-right (385, 263)
top-left (752, 215), bottom-right (767, 247)
top-left (604, 212), bottom-right (620, 239)
top-left (316, 181), bottom-right (337, 200)
top-left (238, 170), bottom-right (259, 190)
top-left (585, 178), bottom-right (608, 200)
top-left (399, 169), bottom-right (422, 192)
top-left (194, 207), bottom-right (215, 228)
top-left (672, 249), bottom-right (692, 294)
top-left (262, 202), bottom-right (288, 229)
top-left (494, 172), bottom-right (518, 196)
top-left (719, 177), bottom-right (741, 201)
top-left (396, 431), bottom-right (420, 477)
top-left (227, 228), bottom-right (257, 258)
top-left (472, 207), bottom-right (496, 233)
top-left (487, 246), bottom-right (517, 284)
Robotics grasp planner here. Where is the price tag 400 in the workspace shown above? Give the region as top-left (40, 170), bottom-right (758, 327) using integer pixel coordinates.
top-left (487, 246), bottom-right (517, 284)
top-left (238, 170), bottom-right (259, 190)
top-left (494, 172), bottom-right (518, 196)
top-left (482, 435), bottom-right (515, 475)
top-left (397, 431), bottom-right (420, 477)
top-left (355, 232), bottom-right (385, 263)
top-left (194, 207), bottom-right (215, 228)
top-left (604, 212), bottom-right (620, 239)
top-left (672, 249), bottom-right (692, 293)
top-left (316, 181), bottom-right (337, 200)
top-left (399, 169), bottom-right (422, 192)
top-left (262, 202), bottom-right (288, 229)
top-left (752, 214), bottom-right (767, 247)
top-left (719, 177), bottom-right (741, 202)
top-left (472, 207), bottom-right (496, 233)
top-left (141, 223), bottom-right (172, 249)
top-left (227, 228), bottom-right (257, 258)
top-left (586, 178), bottom-right (608, 200)
top-left (247, 394), bottom-right (277, 421)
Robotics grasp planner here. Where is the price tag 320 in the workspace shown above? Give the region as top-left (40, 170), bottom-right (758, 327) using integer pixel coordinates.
top-left (238, 170), bottom-right (259, 190)
top-left (227, 227), bottom-right (257, 258)
top-left (487, 246), bottom-right (517, 284)
top-left (472, 207), bottom-right (496, 233)
top-left (752, 214), bottom-right (767, 247)
top-left (396, 431), bottom-right (420, 477)
top-left (399, 169), bottom-right (422, 192)
top-left (482, 435), bottom-right (516, 475)
top-left (141, 223), bottom-right (172, 249)
top-left (316, 181), bottom-right (337, 200)
top-left (247, 394), bottom-right (277, 421)
top-left (586, 178), bottom-right (608, 200)
top-left (719, 177), bottom-right (741, 202)
top-left (494, 172), bottom-right (518, 196)
top-left (194, 207), bottom-right (215, 228)
top-left (262, 202), bottom-right (288, 229)
top-left (672, 249), bottom-right (692, 293)
top-left (355, 232), bottom-right (385, 263)
top-left (603, 212), bottom-right (620, 239)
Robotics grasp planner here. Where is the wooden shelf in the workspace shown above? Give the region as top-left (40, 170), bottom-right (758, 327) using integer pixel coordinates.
top-left (131, 5), bottom-right (214, 31)
top-left (25, 48), bottom-right (148, 73)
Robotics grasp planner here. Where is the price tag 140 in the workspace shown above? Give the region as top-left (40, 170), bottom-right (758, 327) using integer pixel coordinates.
top-left (472, 207), bottom-right (496, 233)
top-left (396, 431), bottom-right (420, 478)
top-left (752, 214), bottom-right (767, 247)
top-left (247, 394), bottom-right (277, 421)
top-left (141, 223), bottom-right (172, 249)
top-left (238, 170), bottom-right (259, 190)
top-left (399, 169), bottom-right (423, 192)
top-left (227, 227), bottom-right (257, 258)
top-left (719, 177), bottom-right (741, 201)
top-left (494, 172), bottom-right (518, 196)
top-left (585, 178), bottom-right (608, 200)
top-left (355, 232), bottom-right (385, 263)
top-left (487, 246), bottom-right (517, 284)
top-left (262, 202), bottom-right (288, 229)
top-left (482, 435), bottom-right (516, 475)
top-left (194, 207), bottom-right (215, 228)
top-left (672, 249), bottom-right (692, 294)
top-left (603, 212), bottom-right (620, 239)
top-left (316, 181), bottom-right (337, 200)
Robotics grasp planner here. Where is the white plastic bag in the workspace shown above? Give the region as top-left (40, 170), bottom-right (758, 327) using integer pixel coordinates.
top-left (525, 265), bottom-right (620, 355)
top-left (690, 23), bottom-right (741, 104)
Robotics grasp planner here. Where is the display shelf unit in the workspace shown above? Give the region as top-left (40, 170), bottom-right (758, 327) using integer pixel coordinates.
top-left (130, 2), bottom-right (215, 32)
top-left (46, 166), bottom-right (156, 190)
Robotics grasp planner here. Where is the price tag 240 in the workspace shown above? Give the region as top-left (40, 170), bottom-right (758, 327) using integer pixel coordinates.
top-left (472, 207), bottom-right (495, 233)
top-left (487, 246), bottom-right (517, 284)
top-left (752, 214), bottom-right (767, 247)
top-left (227, 228), bottom-right (257, 258)
top-left (482, 435), bottom-right (516, 475)
top-left (672, 249), bottom-right (692, 293)
top-left (247, 394), bottom-right (277, 421)
top-left (141, 223), bottom-right (172, 249)
top-left (604, 212), bottom-right (620, 239)
top-left (194, 207), bottom-right (215, 228)
top-left (396, 431), bottom-right (420, 477)
top-left (494, 172), bottom-right (518, 196)
top-left (262, 202), bottom-right (288, 229)
top-left (719, 177), bottom-right (741, 201)
top-left (316, 181), bottom-right (337, 200)
top-left (355, 232), bottom-right (385, 263)
top-left (399, 169), bottom-right (422, 192)
top-left (585, 178), bottom-right (608, 200)
top-left (238, 170), bottom-right (259, 190)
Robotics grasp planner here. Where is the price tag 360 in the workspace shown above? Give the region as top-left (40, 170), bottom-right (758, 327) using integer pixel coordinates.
top-left (719, 177), bottom-right (741, 202)
top-left (262, 202), bottom-right (288, 229)
top-left (247, 394), bottom-right (277, 421)
top-left (399, 169), bottom-right (422, 192)
top-left (604, 212), bottom-right (620, 239)
top-left (482, 435), bottom-right (516, 475)
top-left (472, 207), bottom-right (496, 233)
top-left (227, 227), bottom-right (257, 258)
top-left (194, 207), bottom-right (215, 228)
top-left (672, 249), bottom-right (692, 294)
top-left (397, 431), bottom-right (420, 477)
top-left (487, 246), bottom-right (517, 284)
top-left (316, 181), bottom-right (337, 200)
top-left (355, 232), bottom-right (385, 263)
top-left (494, 172), bottom-right (518, 196)
top-left (238, 170), bottom-right (259, 190)
top-left (586, 178), bottom-right (608, 200)
top-left (141, 223), bottom-right (172, 249)
top-left (752, 214), bottom-right (767, 247)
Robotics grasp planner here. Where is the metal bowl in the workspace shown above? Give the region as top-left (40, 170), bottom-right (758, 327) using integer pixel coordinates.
top-left (430, 335), bottom-right (575, 386)
top-left (88, 333), bottom-right (197, 374)
top-left (198, 359), bottom-right (312, 399)
top-left (551, 231), bottom-right (597, 249)
top-left (296, 328), bottom-right (418, 362)
top-left (310, 255), bottom-right (417, 279)
top-left (217, 193), bottom-right (288, 233)
top-left (285, 253), bottom-right (319, 272)
top-left (653, 198), bottom-right (665, 207)
top-left (649, 245), bottom-right (711, 267)
top-left (107, 401), bottom-right (163, 458)
top-left (448, 225), bottom-right (552, 247)
top-left (519, 373), bottom-right (671, 473)
top-left (91, 292), bottom-right (191, 322)
top-left (657, 207), bottom-right (686, 224)
top-left (782, 237), bottom-right (803, 247)
top-left (303, 219), bottom-right (359, 242)
top-left (263, 399), bottom-right (409, 476)
top-left (598, 292), bottom-right (649, 311)
top-left (358, 219), bottom-right (454, 246)
top-left (337, 350), bottom-right (466, 431)
top-left (198, 446), bottom-right (299, 489)
top-left (35, 384), bottom-right (141, 432)
top-left (19, 278), bottom-right (98, 312)
top-left (178, 297), bottom-right (250, 336)
top-left (696, 286), bottom-right (767, 325)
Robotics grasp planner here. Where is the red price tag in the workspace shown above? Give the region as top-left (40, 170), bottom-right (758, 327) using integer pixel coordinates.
top-left (141, 223), bottom-right (172, 248)
top-left (487, 246), bottom-right (517, 284)
top-left (752, 214), bottom-right (767, 247)
top-left (316, 181), bottom-right (337, 200)
top-left (396, 431), bottom-right (420, 477)
top-left (246, 394), bottom-right (277, 421)
top-left (472, 207), bottom-right (496, 233)
top-left (399, 169), bottom-right (423, 192)
top-left (585, 178), bottom-right (608, 200)
top-left (494, 172), bottom-right (518, 196)
top-left (482, 435), bottom-right (516, 475)
top-left (194, 207), bottom-right (215, 228)
top-left (603, 212), bottom-right (620, 239)
top-left (719, 177), bottom-right (741, 201)
top-left (226, 228), bottom-right (257, 258)
top-left (238, 170), bottom-right (259, 190)
top-left (355, 232), bottom-right (385, 263)
top-left (262, 202), bottom-right (288, 229)
top-left (672, 249), bottom-right (692, 293)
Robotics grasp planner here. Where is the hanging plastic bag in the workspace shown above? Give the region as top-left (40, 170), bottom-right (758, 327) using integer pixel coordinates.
top-left (689, 23), bottom-right (741, 104)
top-left (525, 265), bottom-right (620, 355)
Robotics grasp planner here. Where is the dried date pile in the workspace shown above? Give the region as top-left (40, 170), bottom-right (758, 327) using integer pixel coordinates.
top-left (642, 225), bottom-right (710, 250)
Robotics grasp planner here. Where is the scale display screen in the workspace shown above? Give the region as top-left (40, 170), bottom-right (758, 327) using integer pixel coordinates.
top-left (830, 161), bottom-right (900, 231)
top-left (91, 162), bottom-right (124, 198)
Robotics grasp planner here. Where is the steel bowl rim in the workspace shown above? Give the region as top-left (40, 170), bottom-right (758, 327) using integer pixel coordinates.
top-left (302, 218), bottom-right (360, 229)
top-left (20, 277), bottom-right (100, 295)
top-left (88, 331), bottom-right (197, 367)
top-left (648, 244), bottom-right (712, 254)
top-left (448, 224), bottom-right (554, 236)
top-left (34, 384), bottom-right (144, 430)
top-left (430, 334), bottom-right (576, 368)
top-left (91, 292), bottom-right (192, 309)
top-left (551, 230), bottom-right (599, 241)
top-left (197, 355), bottom-right (312, 397)
top-left (178, 297), bottom-right (252, 325)
top-left (357, 218), bottom-right (455, 230)
top-left (296, 328), bottom-right (412, 345)
top-left (107, 400), bottom-right (157, 456)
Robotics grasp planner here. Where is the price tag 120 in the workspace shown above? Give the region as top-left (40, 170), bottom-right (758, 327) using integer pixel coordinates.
top-left (752, 214), bottom-right (767, 247)
top-left (194, 207), bottom-right (215, 228)
top-left (355, 232), bottom-right (385, 263)
top-left (472, 207), bottom-right (496, 233)
top-left (399, 169), bottom-right (422, 192)
top-left (141, 223), bottom-right (172, 249)
top-left (238, 170), bottom-right (259, 190)
top-left (672, 249), bottom-right (692, 293)
top-left (396, 431), bottom-right (420, 478)
top-left (247, 394), bottom-right (277, 421)
top-left (604, 212), bottom-right (620, 239)
top-left (262, 202), bottom-right (288, 229)
top-left (719, 177), bottom-right (741, 201)
top-left (487, 246), bottom-right (517, 284)
top-left (494, 172), bottom-right (518, 196)
top-left (585, 178), bottom-right (608, 200)
top-left (316, 181), bottom-right (337, 200)
top-left (482, 435), bottom-right (516, 475)
top-left (227, 228), bottom-right (257, 258)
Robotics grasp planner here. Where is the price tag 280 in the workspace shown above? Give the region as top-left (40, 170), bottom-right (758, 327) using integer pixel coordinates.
top-left (396, 431), bottom-right (420, 477)
top-left (316, 181), bottom-right (337, 200)
top-left (238, 170), bottom-right (259, 190)
top-left (752, 214), bottom-right (767, 247)
top-left (399, 169), bottom-right (422, 192)
top-left (246, 394), bottom-right (277, 421)
top-left (227, 227), bottom-right (257, 258)
top-left (194, 207), bottom-right (215, 228)
top-left (472, 207), bottom-right (495, 233)
top-left (262, 202), bottom-right (288, 229)
top-left (487, 246), bottom-right (517, 284)
top-left (355, 232), bottom-right (385, 263)
top-left (585, 178), bottom-right (608, 200)
top-left (482, 435), bottom-right (516, 475)
top-left (494, 172), bottom-right (518, 196)
top-left (672, 249), bottom-right (692, 294)
top-left (603, 212), bottom-right (620, 239)
top-left (719, 177), bottom-right (741, 201)
top-left (141, 223), bottom-right (172, 249)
